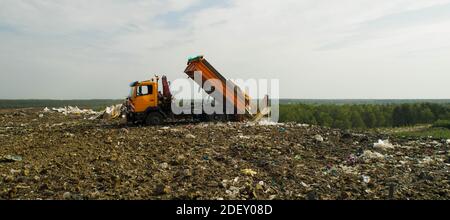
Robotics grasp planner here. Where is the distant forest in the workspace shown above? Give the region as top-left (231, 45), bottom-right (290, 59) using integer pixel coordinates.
top-left (280, 103), bottom-right (450, 129)
top-left (0, 99), bottom-right (122, 111)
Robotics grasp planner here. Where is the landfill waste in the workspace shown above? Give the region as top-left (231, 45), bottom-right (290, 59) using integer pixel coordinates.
top-left (98, 104), bottom-right (123, 119)
top-left (0, 155), bottom-right (23, 163)
top-left (360, 150), bottom-right (385, 161)
top-left (241, 169), bottom-right (257, 176)
top-left (373, 139), bottom-right (395, 150)
top-left (51, 106), bottom-right (98, 115)
top-left (257, 119), bottom-right (283, 126)
top-left (47, 104), bottom-right (123, 120)
top-left (0, 108), bottom-right (449, 200)
top-left (314, 134), bottom-right (324, 142)
top-left (362, 175), bottom-right (371, 184)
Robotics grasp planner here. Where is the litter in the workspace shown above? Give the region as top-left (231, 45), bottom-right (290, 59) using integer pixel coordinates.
top-left (185, 134), bottom-right (196, 139)
top-left (314, 134), bottom-right (324, 142)
top-left (446, 139), bottom-right (450, 144)
top-left (91, 104), bottom-right (123, 120)
top-left (101, 104), bottom-right (122, 119)
top-left (420, 157), bottom-right (434, 165)
top-left (373, 139), bottom-right (395, 150)
top-left (257, 120), bottom-right (283, 126)
top-left (360, 150), bottom-right (385, 161)
top-left (0, 155), bottom-right (23, 163)
top-left (51, 106), bottom-right (98, 115)
top-left (362, 175), bottom-right (371, 183)
top-left (241, 168), bottom-right (257, 176)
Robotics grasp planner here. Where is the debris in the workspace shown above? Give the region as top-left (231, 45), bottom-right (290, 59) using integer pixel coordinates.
top-left (241, 169), bottom-right (257, 176)
top-left (52, 106), bottom-right (97, 115)
top-left (153, 184), bottom-right (171, 195)
top-left (160, 162), bottom-right (169, 169)
top-left (185, 134), bottom-right (196, 139)
top-left (1, 107), bottom-right (449, 200)
top-left (446, 139), bottom-right (450, 144)
top-left (314, 134), bottom-right (324, 142)
top-left (362, 175), bottom-right (371, 183)
top-left (420, 157), bottom-right (434, 165)
top-left (360, 150), bottom-right (384, 161)
top-left (101, 104), bottom-right (123, 119)
top-left (257, 120), bottom-right (283, 126)
top-left (38, 114), bottom-right (44, 118)
top-left (346, 154), bottom-right (357, 165)
top-left (63, 192), bottom-right (72, 200)
top-left (0, 155), bottom-right (23, 163)
top-left (373, 139), bottom-right (395, 150)
top-left (43, 107), bottom-right (51, 113)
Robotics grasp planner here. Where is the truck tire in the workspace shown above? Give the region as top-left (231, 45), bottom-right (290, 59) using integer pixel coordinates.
top-left (145, 112), bottom-right (163, 125)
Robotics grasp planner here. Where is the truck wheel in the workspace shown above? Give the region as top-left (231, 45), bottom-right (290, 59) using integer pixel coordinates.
top-left (145, 112), bottom-right (163, 125)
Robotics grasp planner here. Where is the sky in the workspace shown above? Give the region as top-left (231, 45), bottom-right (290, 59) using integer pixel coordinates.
top-left (1, 0), bottom-right (450, 99)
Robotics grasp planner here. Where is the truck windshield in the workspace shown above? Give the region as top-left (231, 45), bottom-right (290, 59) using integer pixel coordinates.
top-left (129, 87), bottom-right (135, 98)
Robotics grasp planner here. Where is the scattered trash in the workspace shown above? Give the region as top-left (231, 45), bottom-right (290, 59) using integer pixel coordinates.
top-left (419, 156), bottom-right (434, 165)
top-left (241, 169), bottom-right (257, 176)
top-left (159, 162), bottom-right (169, 169)
top-left (257, 120), bottom-right (283, 126)
top-left (43, 107), bottom-right (51, 113)
top-left (100, 104), bottom-right (122, 119)
top-left (52, 106), bottom-right (97, 115)
top-left (63, 192), bottom-right (72, 200)
top-left (185, 134), bottom-right (196, 139)
top-left (314, 134), bottom-right (324, 142)
top-left (0, 155), bottom-right (23, 163)
top-left (446, 139), bottom-right (450, 144)
top-left (362, 175), bottom-right (371, 183)
top-left (373, 139), bottom-right (395, 150)
top-left (1, 107), bottom-right (449, 200)
top-left (38, 114), bottom-right (44, 118)
top-left (346, 154), bottom-right (357, 165)
top-left (360, 150), bottom-right (384, 161)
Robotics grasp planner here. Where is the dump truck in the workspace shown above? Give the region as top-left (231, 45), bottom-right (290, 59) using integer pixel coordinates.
top-left (123, 56), bottom-right (269, 125)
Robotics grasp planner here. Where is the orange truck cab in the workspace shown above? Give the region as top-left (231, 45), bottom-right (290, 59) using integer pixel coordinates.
top-left (125, 77), bottom-right (172, 125)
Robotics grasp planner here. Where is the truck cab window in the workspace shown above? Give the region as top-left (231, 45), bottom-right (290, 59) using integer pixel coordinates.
top-left (137, 85), bottom-right (153, 96)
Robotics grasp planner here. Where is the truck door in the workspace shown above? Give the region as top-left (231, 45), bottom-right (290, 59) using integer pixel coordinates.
top-left (133, 84), bottom-right (157, 112)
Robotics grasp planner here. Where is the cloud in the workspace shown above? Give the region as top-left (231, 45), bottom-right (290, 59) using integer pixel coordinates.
top-left (1, 0), bottom-right (450, 99)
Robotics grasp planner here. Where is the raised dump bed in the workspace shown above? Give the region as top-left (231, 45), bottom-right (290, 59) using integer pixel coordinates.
top-left (184, 56), bottom-right (251, 118)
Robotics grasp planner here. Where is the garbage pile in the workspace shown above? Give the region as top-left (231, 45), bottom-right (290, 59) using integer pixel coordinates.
top-left (0, 108), bottom-right (449, 200)
top-left (49, 106), bottom-right (98, 115)
top-left (43, 104), bottom-right (123, 120)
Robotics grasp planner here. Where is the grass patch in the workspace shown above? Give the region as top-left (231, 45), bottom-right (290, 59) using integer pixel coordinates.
top-left (432, 120), bottom-right (450, 129)
top-left (396, 127), bottom-right (450, 139)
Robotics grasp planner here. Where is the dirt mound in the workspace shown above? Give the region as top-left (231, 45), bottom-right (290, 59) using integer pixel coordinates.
top-left (0, 108), bottom-right (449, 200)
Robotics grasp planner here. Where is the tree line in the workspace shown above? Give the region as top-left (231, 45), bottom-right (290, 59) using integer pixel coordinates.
top-left (279, 103), bottom-right (450, 129)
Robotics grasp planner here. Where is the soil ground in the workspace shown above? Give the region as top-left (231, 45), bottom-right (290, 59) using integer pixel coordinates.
top-left (1, 108), bottom-right (449, 200)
